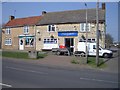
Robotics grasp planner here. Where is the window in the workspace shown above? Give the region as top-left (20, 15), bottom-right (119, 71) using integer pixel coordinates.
top-left (80, 23), bottom-right (90, 32)
top-left (48, 25), bottom-right (56, 32)
top-left (24, 26), bottom-right (29, 34)
top-left (6, 28), bottom-right (11, 34)
top-left (25, 37), bottom-right (34, 46)
top-left (92, 39), bottom-right (96, 42)
top-left (93, 45), bottom-right (96, 49)
top-left (5, 38), bottom-right (12, 45)
top-left (79, 38), bottom-right (96, 42)
top-left (44, 38), bottom-right (57, 44)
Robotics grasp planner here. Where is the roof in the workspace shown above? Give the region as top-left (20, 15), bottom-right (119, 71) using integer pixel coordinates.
top-left (4, 16), bottom-right (42, 28)
top-left (37, 8), bottom-right (105, 25)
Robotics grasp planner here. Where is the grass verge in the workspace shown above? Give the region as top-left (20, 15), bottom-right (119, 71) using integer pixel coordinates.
top-left (2, 51), bottom-right (28, 59)
top-left (37, 52), bottom-right (47, 59)
top-left (2, 51), bottom-right (47, 59)
top-left (71, 57), bottom-right (107, 68)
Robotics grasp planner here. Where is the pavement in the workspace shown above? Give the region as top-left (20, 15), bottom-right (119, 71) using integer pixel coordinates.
top-left (2, 50), bottom-right (119, 73)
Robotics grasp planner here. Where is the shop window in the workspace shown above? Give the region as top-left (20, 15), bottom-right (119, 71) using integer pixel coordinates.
top-left (25, 37), bottom-right (34, 47)
top-left (6, 28), bottom-right (11, 34)
top-left (79, 38), bottom-right (96, 42)
top-left (48, 25), bottom-right (56, 32)
top-left (44, 38), bottom-right (57, 44)
top-left (80, 23), bottom-right (90, 32)
top-left (5, 38), bottom-right (12, 45)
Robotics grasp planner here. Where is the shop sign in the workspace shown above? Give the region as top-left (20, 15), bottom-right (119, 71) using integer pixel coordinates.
top-left (58, 31), bottom-right (78, 37)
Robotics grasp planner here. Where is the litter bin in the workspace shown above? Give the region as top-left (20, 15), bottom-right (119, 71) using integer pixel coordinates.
top-left (28, 51), bottom-right (38, 59)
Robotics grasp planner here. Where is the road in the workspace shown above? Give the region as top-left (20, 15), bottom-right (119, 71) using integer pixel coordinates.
top-left (2, 58), bottom-right (119, 88)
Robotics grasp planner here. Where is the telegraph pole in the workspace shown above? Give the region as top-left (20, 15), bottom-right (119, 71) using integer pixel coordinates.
top-left (96, 0), bottom-right (99, 66)
top-left (85, 3), bottom-right (88, 63)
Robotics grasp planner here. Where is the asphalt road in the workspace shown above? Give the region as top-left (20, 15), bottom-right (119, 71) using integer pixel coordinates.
top-left (2, 58), bottom-right (119, 88)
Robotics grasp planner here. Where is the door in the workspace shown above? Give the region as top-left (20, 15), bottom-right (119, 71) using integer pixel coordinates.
top-left (65, 38), bottom-right (74, 54)
top-left (19, 38), bottom-right (24, 50)
top-left (90, 44), bottom-right (102, 56)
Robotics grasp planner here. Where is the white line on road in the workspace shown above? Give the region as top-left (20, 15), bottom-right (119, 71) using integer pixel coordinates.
top-left (0, 83), bottom-right (12, 87)
top-left (80, 77), bottom-right (119, 84)
top-left (6, 66), bottom-right (48, 75)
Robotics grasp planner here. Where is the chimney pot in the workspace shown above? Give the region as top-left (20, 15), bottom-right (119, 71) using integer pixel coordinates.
top-left (102, 3), bottom-right (106, 10)
top-left (42, 11), bottom-right (47, 15)
top-left (9, 15), bottom-right (15, 21)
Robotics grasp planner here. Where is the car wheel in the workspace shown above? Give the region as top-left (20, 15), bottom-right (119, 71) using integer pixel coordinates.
top-left (80, 52), bottom-right (85, 57)
top-left (103, 53), bottom-right (109, 58)
top-left (57, 51), bottom-right (60, 55)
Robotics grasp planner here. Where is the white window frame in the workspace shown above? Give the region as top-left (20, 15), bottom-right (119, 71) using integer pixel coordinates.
top-left (80, 23), bottom-right (90, 32)
top-left (79, 38), bottom-right (96, 42)
top-left (47, 25), bottom-right (56, 32)
top-left (5, 38), bottom-right (12, 45)
top-left (44, 38), bottom-right (57, 44)
top-left (5, 28), bottom-right (11, 34)
top-left (23, 26), bottom-right (29, 34)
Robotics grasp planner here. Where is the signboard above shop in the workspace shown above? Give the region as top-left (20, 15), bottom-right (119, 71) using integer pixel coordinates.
top-left (58, 31), bottom-right (78, 37)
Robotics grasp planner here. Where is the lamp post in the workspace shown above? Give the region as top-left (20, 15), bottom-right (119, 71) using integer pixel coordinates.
top-left (96, 0), bottom-right (99, 66)
top-left (85, 3), bottom-right (88, 63)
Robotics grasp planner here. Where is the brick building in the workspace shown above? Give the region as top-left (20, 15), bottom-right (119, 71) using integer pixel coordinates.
top-left (2, 3), bottom-right (106, 53)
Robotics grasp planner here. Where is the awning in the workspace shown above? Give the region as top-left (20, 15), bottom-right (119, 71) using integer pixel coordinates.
top-left (18, 35), bottom-right (34, 38)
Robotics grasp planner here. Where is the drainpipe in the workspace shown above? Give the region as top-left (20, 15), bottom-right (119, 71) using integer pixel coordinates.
top-left (34, 25), bottom-right (36, 51)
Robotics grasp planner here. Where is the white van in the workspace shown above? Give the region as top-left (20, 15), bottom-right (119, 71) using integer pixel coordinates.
top-left (77, 42), bottom-right (113, 58)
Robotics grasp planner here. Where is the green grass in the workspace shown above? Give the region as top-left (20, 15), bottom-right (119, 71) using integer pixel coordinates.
top-left (37, 52), bottom-right (47, 59)
top-left (2, 51), bottom-right (47, 59)
top-left (2, 51), bottom-right (29, 59)
top-left (87, 57), bottom-right (107, 68)
top-left (71, 57), bottom-right (107, 68)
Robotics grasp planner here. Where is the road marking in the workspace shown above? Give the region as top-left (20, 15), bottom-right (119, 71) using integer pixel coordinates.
top-left (0, 83), bottom-right (12, 87)
top-left (80, 77), bottom-right (119, 84)
top-left (6, 66), bottom-right (48, 75)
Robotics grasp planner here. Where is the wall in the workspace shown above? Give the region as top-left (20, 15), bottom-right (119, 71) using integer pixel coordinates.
top-left (2, 26), bottom-right (35, 50)
top-left (36, 23), bottom-right (105, 51)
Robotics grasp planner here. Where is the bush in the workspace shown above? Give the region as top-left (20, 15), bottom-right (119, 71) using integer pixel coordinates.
top-left (71, 58), bottom-right (79, 64)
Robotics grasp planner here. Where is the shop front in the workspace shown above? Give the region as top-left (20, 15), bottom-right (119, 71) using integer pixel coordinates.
top-left (58, 31), bottom-right (78, 54)
top-left (18, 35), bottom-right (35, 50)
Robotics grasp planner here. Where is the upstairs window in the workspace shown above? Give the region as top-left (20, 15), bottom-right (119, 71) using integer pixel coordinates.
top-left (6, 28), bottom-right (11, 34)
top-left (48, 25), bottom-right (56, 32)
top-left (80, 23), bottom-right (90, 32)
top-left (23, 26), bottom-right (29, 34)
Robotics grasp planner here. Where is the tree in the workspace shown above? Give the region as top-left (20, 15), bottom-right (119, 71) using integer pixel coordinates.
top-left (105, 33), bottom-right (114, 48)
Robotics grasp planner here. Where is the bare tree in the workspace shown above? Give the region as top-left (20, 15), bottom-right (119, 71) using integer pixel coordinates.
top-left (105, 33), bottom-right (114, 48)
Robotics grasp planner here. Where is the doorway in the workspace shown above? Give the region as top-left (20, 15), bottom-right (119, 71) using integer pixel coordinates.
top-left (65, 38), bottom-right (74, 54)
top-left (19, 38), bottom-right (24, 50)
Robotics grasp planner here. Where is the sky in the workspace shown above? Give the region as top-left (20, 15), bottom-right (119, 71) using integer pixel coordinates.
top-left (1, 2), bottom-right (118, 42)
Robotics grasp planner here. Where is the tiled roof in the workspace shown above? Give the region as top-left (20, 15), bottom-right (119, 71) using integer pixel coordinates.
top-left (4, 16), bottom-right (42, 28)
top-left (37, 8), bottom-right (105, 25)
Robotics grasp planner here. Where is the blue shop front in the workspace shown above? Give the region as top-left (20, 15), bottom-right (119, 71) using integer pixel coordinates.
top-left (58, 31), bottom-right (78, 53)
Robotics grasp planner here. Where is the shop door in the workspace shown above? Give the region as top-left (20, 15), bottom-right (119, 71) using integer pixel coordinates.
top-left (19, 38), bottom-right (24, 50)
top-left (65, 38), bottom-right (74, 54)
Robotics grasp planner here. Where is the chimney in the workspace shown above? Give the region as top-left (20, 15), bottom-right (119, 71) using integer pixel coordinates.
top-left (42, 11), bottom-right (47, 16)
top-left (102, 3), bottom-right (106, 10)
top-left (9, 15), bottom-right (15, 21)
